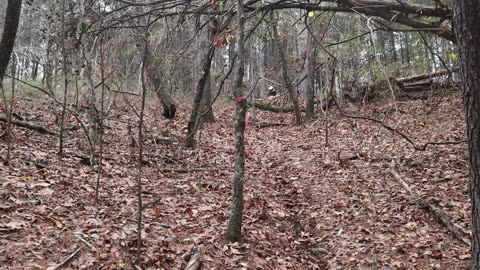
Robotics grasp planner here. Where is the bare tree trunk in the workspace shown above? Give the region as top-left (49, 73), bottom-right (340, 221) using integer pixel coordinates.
top-left (454, 1), bottom-right (480, 269)
top-left (305, 18), bottom-right (316, 119)
top-left (44, 0), bottom-right (55, 93)
top-left (185, 39), bottom-right (216, 148)
top-left (94, 20), bottom-right (106, 205)
top-left (225, 0), bottom-right (247, 243)
top-left (1, 55), bottom-right (16, 165)
top-left (0, 0), bottom-right (22, 166)
top-left (200, 73), bottom-right (215, 123)
top-left (81, 0), bottom-right (99, 148)
top-left (0, 0), bottom-right (22, 82)
top-left (58, 0), bottom-right (68, 156)
top-left (272, 13), bottom-right (302, 125)
top-left (135, 24), bottom-right (150, 267)
top-left (199, 19), bottom-right (216, 123)
top-left (146, 53), bottom-right (177, 119)
top-left (388, 32), bottom-right (398, 63)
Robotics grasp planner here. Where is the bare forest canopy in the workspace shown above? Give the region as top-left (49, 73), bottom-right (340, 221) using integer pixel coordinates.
top-left (0, 0), bottom-right (457, 106)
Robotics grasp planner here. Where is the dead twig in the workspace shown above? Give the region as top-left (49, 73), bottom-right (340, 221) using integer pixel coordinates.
top-left (388, 161), bottom-right (470, 246)
top-left (49, 247), bottom-right (81, 270)
top-left (74, 234), bottom-right (94, 250)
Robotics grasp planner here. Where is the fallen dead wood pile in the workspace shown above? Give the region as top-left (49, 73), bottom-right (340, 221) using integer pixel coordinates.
top-left (346, 67), bottom-right (460, 101)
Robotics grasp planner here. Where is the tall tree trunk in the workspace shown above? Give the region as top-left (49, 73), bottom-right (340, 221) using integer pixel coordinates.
top-left (225, 0), bottom-right (247, 243)
top-left (454, 1), bottom-right (480, 269)
top-left (389, 32), bottom-right (398, 63)
top-left (199, 18), bottom-right (215, 123)
top-left (0, 0), bottom-right (21, 166)
top-left (305, 18), bottom-right (316, 119)
top-left (200, 74), bottom-right (215, 123)
top-left (0, 0), bottom-right (22, 82)
top-left (80, 0), bottom-right (100, 147)
top-left (185, 36), bottom-right (216, 148)
top-left (44, 0), bottom-right (55, 93)
top-left (272, 13), bottom-right (302, 125)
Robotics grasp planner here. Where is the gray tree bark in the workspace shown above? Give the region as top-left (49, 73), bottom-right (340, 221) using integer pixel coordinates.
top-left (185, 36), bottom-right (216, 148)
top-left (225, 0), bottom-right (247, 243)
top-left (272, 13), bottom-right (302, 125)
top-left (305, 17), bottom-right (316, 119)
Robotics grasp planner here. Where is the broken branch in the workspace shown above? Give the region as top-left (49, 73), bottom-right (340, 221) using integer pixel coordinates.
top-left (388, 161), bottom-right (470, 246)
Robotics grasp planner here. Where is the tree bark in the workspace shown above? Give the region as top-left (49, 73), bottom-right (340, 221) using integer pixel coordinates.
top-left (272, 13), bottom-right (302, 125)
top-left (200, 71), bottom-right (215, 123)
top-left (0, 0), bottom-right (22, 82)
top-left (305, 18), bottom-right (316, 119)
top-left (185, 38), bottom-right (216, 148)
top-left (199, 19), bottom-right (216, 124)
top-left (146, 53), bottom-right (177, 119)
top-left (453, 0), bottom-right (480, 268)
top-left (225, 0), bottom-right (247, 243)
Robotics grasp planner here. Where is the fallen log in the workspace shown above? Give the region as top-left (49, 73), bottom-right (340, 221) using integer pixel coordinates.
top-left (397, 67), bottom-right (460, 84)
top-left (248, 101), bottom-right (299, 113)
top-left (388, 161), bottom-right (470, 246)
top-left (247, 97), bottom-right (332, 113)
top-left (0, 115), bottom-right (57, 136)
top-left (345, 68), bottom-right (460, 101)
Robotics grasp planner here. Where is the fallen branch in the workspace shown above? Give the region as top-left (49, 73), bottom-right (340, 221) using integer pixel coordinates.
top-left (333, 99), bottom-right (466, 151)
top-left (74, 234), bottom-right (95, 250)
top-left (388, 161), bottom-right (470, 246)
top-left (254, 123), bottom-right (288, 128)
top-left (0, 115), bottom-right (57, 136)
top-left (185, 252), bottom-right (203, 270)
top-left (48, 247), bottom-right (81, 270)
top-left (159, 167), bottom-right (207, 173)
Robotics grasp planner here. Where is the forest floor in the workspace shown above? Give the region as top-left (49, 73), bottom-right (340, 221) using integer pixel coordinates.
top-left (0, 89), bottom-right (470, 270)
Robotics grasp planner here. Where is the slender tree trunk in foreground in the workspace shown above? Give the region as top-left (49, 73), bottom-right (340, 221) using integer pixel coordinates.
top-left (136, 25), bottom-right (150, 267)
top-left (225, 0), bottom-right (247, 243)
top-left (454, 0), bottom-right (480, 269)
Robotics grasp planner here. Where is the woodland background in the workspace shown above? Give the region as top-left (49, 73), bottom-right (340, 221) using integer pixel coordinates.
top-left (0, 0), bottom-right (475, 269)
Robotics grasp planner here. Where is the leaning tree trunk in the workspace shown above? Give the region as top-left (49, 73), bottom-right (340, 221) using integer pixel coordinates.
top-left (146, 53), bottom-right (177, 119)
top-left (272, 13), bottom-right (302, 125)
top-left (454, 1), bottom-right (480, 269)
top-left (225, 0), bottom-right (247, 243)
top-left (185, 38), bottom-right (216, 148)
top-left (0, 0), bottom-right (22, 82)
top-left (199, 19), bottom-right (216, 124)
